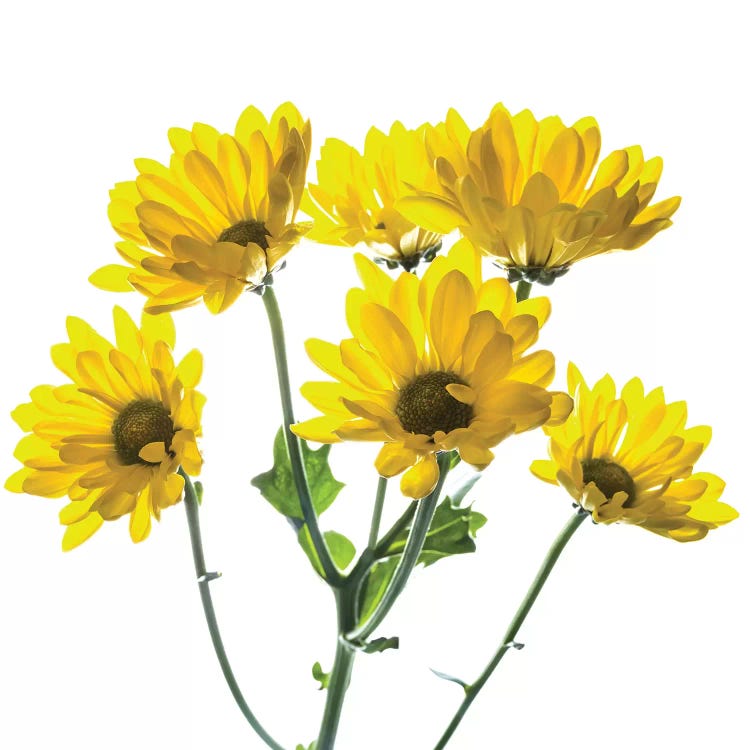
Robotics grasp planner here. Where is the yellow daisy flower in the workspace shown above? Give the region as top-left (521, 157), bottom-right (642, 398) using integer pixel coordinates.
top-left (531, 364), bottom-right (737, 541)
top-left (91, 103), bottom-right (312, 314)
top-left (5, 307), bottom-right (204, 550)
top-left (397, 103), bottom-right (680, 282)
top-left (302, 121), bottom-right (448, 270)
top-left (292, 240), bottom-right (573, 498)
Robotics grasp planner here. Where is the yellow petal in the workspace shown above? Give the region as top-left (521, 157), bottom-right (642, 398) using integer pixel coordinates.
top-left (360, 304), bottom-right (418, 384)
top-left (375, 443), bottom-right (418, 477)
top-left (139, 441), bottom-right (168, 463)
top-left (129, 486), bottom-right (152, 543)
top-left (400, 454), bottom-right (439, 499)
top-left (62, 514), bottom-right (104, 551)
top-left (89, 265), bottom-right (134, 292)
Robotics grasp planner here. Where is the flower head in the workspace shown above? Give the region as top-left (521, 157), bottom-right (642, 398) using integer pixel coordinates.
top-left (302, 121), bottom-right (448, 270)
top-left (91, 103), bottom-right (312, 314)
top-left (398, 104), bottom-right (680, 280)
top-left (531, 364), bottom-right (737, 541)
top-left (6, 308), bottom-right (204, 549)
top-left (292, 240), bottom-right (572, 498)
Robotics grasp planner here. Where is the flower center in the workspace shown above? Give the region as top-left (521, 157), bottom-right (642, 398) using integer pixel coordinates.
top-left (395, 371), bottom-right (473, 437)
top-left (112, 399), bottom-right (175, 465)
top-left (218, 219), bottom-right (270, 250)
top-left (581, 458), bottom-right (635, 502)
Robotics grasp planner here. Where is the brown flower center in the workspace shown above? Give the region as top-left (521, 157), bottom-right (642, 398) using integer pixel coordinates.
top-left (581, 458), bottom-right (635, 503)
top-left (218, 219), bottom-right (270, 250)
top-left (112, 400), bottom-right (175, 465)
top-left (395, 371), bottom-right (473, 437)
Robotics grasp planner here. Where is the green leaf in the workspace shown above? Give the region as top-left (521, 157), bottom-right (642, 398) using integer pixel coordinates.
top-left (430, 667), bottom-right (469, 692)
top-left (251, 427), bottom-right (344, 518)
top-left (357, 557), bottom-right (399, 625)
top-left (298, 526), bottom-right (356, 577)
top-left (379, 495), bottom-right (488, 567)
top-left (295, 743), bottom-right (317, 750)
top-left (193, 481), bottom-right (204, 505)
top-left (311, 661), bottom-right (330, 691)
top-left (360, 636), bottom-right (399, 653)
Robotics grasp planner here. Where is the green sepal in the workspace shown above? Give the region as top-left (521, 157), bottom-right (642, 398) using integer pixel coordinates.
top-left (298, 526), bottom-right (356, 577)
top-left (311, 661), bottom-right (330, 691)
top-left (251, 427), bottom-right (344, 518)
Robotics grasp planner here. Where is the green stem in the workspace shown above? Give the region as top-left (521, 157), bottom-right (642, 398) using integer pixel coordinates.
top-left (262, 286), bottom-right (343, 587)
top-left (180, 469), bottom-right (286, 750)
top-left (367, 476), bottom-right (388, 549)
top-left (432, 510), bottom-right (588, 750)
top-left (515, 279), bottom-right (532, 302)
top-left (347, 452), bottom-right (451, 643)
top-left (316, 589), bottom-right (358, 750)
top-left (373, 502), bottom-right (417, 558)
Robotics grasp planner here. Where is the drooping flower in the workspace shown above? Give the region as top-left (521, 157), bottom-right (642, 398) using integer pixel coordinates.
top-left (302, 121), bottom-right (454, 270)
top-left (292, 240), bottom-right (572, 498)
top-left (531, 364), bottom-right (737, 541)
top-left (397, 104), bottom-right (680, 283)
top-left (6, 308), bottom-right (204, 549)
top-left (91, 103), bottom-right (312, 314)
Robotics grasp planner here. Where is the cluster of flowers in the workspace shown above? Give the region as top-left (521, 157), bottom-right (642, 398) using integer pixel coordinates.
top-left (6, 102), bottom-right (737, 549)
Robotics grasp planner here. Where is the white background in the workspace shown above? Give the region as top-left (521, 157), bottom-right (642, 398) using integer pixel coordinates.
top-left (1, 1), bottom-right (748, 748)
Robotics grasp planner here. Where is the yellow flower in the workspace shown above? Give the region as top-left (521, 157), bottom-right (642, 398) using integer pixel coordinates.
top-left (91, 103), bottom-right (312, 314)
top-left (302, 121), bottom-right (448, 269)
top-left (292, 240), bottom-right (572, 498)
top-left (397, 104), bottom-right (680, 281)
top-left (531, 364), bottom-right (737, 541)
top-left (5, 308), bottom-right (204, 549)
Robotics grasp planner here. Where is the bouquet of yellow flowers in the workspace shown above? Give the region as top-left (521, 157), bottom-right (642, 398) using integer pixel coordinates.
top-left (6, 101), bottom-right (738, 750)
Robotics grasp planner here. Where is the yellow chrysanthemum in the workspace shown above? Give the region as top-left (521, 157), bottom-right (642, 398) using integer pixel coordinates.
top-left (292, 240), bottom-right (573, 498)
top-left (91, 103), bottom-right (312, 314)
top-left (397, 104), bottom-right (680, 281)
top-left (531, 364), bottom-right (737, 541)
top-left (302, 122), bottom-right (448, 269)
top-left (5, 307), bottom-right (204, 549)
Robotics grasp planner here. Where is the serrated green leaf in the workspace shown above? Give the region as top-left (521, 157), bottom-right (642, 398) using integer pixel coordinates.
top-left (311, 661), bottom-right (330, 691)
top-left (298, 526), bottom-right (356, 577)
top-left (251, 427), bottom-right (344, 518)
top-left (379, 496), bottom-right (487, 567)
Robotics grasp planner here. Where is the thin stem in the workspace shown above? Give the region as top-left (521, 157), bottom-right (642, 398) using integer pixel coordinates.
top-left (367, 476), bottom-right (388, 549)
top-left (432, 510), bottom-right (588, 750)
top-left (180, 469), bottom-right (286, 750)
top-left (515, 279), bottom-right (532, 302)
top-left (373, 501), bottom-right (417, 558)
top-left (347, 452), bottom-right (451, 643)
top-left (262, 286), bottom-right (343, 587)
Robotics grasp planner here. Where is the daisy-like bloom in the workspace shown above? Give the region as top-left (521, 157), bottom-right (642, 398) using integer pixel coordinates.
top-left (292, 240), bottom-right (573, 498)
top-left (531, 364), bottom-right (737, 541)
top-left (397, 103), bottom-right (680, 283)
top-left (5, 307), bottom-right (204, 549)
top-left (91, 103), bottom-right (312, 314)
top-left (302, 121), bottom-right (453, 270)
